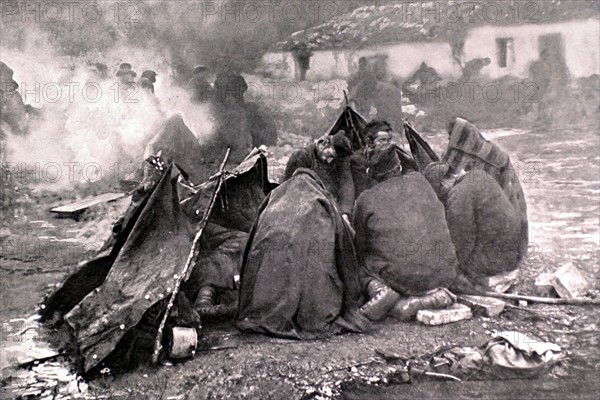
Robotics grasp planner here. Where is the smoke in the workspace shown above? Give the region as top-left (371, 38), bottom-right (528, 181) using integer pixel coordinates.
top-left (1, 1), bottom-right (368, 190)
top-left (2, 28), bottom-right (216, 190)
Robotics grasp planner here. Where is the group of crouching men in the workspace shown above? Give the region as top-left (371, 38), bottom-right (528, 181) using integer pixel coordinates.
top-left (194, 119), bottom-right (523, 339)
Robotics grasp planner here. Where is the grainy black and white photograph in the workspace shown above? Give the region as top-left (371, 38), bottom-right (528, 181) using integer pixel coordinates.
top-left (0, 0), bottom-right (599, 399)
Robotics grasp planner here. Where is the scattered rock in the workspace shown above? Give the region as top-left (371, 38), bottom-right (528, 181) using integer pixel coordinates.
top-left (416, 304), bottom-right (473, 326)
top-left (535, 273), bottom-right (557, 297)
top-left (484, 269), bottom-right (520, 293)
top-left (458, 295), bottom-right (506, 317)
top-left (551, 263), bottom-right (591, 299)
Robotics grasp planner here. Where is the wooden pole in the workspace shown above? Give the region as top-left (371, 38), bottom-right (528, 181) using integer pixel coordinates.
top-left (478, 291), bottom-right (600, 306)
top-left (151, 148), bottom-right (231, 364)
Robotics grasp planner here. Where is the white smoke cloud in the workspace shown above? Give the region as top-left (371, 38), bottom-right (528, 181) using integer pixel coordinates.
top-left (2, 31), bottom-right (216, 190)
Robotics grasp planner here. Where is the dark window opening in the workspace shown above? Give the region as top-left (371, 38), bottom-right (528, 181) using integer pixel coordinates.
top-left (496, 38), bottom-right (514, 68)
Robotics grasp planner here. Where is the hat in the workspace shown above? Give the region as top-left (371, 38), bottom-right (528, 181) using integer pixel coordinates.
top-left (366, 143), bottom-right (401, 178)
top-left (141, 70), bottom-right (157, 82)
top-left (116, 63), bottom-right (137, 77)
top-left (331, 131), bottom-right (352, 158)
top-left (365, 119), bottom-right (392, 141)
top-left (193, 64), bottom-right (208, 74)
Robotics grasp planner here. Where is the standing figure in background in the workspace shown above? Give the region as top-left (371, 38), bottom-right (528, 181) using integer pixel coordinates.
top-left (188, 64), bottom-right (212, 103)
top-left (291, 42), bottom-right (313, 81)
top-left (348, 57), bottom-right (378, 118)
top-left (139, 70), bottom-right (158, 94)
top-left (0, 61), bottom-right (28, 137)
top-left (528, 50), bottom-right (553, 126)
top-left (214, 62), bottom-right (247, 105)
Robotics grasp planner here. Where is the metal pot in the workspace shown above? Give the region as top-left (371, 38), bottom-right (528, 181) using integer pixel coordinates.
top-left (168, 327), bottom-right (198, 359)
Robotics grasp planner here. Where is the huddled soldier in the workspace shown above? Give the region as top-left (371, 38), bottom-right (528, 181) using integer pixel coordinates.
top-left (423, 162), bottom-right (521, 290)
top-left (353, 139), bottom-right (459, 321)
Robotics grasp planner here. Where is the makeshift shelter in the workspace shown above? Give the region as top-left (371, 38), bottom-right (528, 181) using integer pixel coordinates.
top-left (65, 163), bottom-right (193, 372)
top-left (42, 144), bottom-right (273, 373)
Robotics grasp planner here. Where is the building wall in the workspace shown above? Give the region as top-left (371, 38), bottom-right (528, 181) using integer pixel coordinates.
top-left (262, 41), bottom-right (461, 81)
top-left (463, 19), bottom-right (600, 79)
top-left (262, 18), bottom-right (600, 82)
top-left (261, 52), bottom-right (296, 80)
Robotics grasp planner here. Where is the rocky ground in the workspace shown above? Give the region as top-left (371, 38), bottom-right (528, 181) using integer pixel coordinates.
top-left (1, 111), bottom-right (599, 399)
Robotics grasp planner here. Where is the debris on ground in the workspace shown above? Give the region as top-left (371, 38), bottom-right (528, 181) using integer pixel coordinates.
top-left (458, 295), bottom-right (506, 317)
top-left (484, 269), bottom-right (520, 293)
top-left (416, 304), bottom-right (473, 326)
top-left (50, 193), bottom-right (126, 220)
top-left (535, 273), bottom-right (557, 297)
top-left (551, 263), bottom-right (592, 299)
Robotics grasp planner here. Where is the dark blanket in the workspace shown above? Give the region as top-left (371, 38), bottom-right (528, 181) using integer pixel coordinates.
top-left (283, 143), bottom-right (355, 215)
top-left (237, 168), bottom-right (366, 339)
top-left (446, 171), bottom-right (521, 278)
top-left (353, 172), bottom-right (458, 295)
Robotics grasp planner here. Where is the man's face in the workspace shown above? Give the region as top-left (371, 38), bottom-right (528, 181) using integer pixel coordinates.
top-left (317, 140), bottom-right (337, 164)
top-left (369, 131), bottom-right (393, 147)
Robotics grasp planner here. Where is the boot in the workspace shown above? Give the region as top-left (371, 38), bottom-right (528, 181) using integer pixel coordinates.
top-left (359, 280), bottom-right (401, 322)
top-left (389, 288), bottom-right (456, 321)
top-left (194, 285), bottom-right (215, 311)
top-left (366, 279), bottom-right (388, 298)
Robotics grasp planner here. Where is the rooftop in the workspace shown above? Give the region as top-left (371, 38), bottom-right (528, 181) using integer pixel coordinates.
top-left (273, 0), bottom-right (599, 51)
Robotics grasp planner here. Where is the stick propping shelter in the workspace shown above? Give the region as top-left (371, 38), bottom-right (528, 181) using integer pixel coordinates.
top-left (152, 148), bottom-right (231, 364)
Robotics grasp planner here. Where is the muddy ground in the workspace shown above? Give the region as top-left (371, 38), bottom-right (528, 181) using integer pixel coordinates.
top-left (1, 124), bottom-right (599, 399)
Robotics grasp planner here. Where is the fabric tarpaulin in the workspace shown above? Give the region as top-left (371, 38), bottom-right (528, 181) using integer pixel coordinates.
top-left (65, 164), bottom-right (193, 372)
top-left (180, 148), bottom-right (275, 233)
top-left (403, 121), bottom-right (440, 171)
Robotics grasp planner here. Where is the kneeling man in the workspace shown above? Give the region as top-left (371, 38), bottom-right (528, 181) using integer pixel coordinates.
top-left (353, 144), bottom-right (458, 321)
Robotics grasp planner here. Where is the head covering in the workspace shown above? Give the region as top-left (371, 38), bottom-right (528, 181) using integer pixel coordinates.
top-left (366, 143), bottom-right (401, 178)
top-left (423, 162), bottom-right (451, 196)
top-left (116, 63), bottom-right (137, 77)
top-left (331, 131), bottom-right (352, 158)
top-left (141, 70), bottom-right (157, 82)
top-left (365, 119), bottom-right (392, 141)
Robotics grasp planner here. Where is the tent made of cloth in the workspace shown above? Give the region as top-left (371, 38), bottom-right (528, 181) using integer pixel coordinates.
top-left (42, 150), bottom-right (275, 373)
top-left (65, 164), bottom-right (193, 372)
top-left (403, 120), bottom-right (440, 171)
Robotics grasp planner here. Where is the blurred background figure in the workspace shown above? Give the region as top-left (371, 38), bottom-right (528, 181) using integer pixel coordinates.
top-left (139, 70), bottom-right (158, 94)
top-left (188, 64), bottom-right (212, 103)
